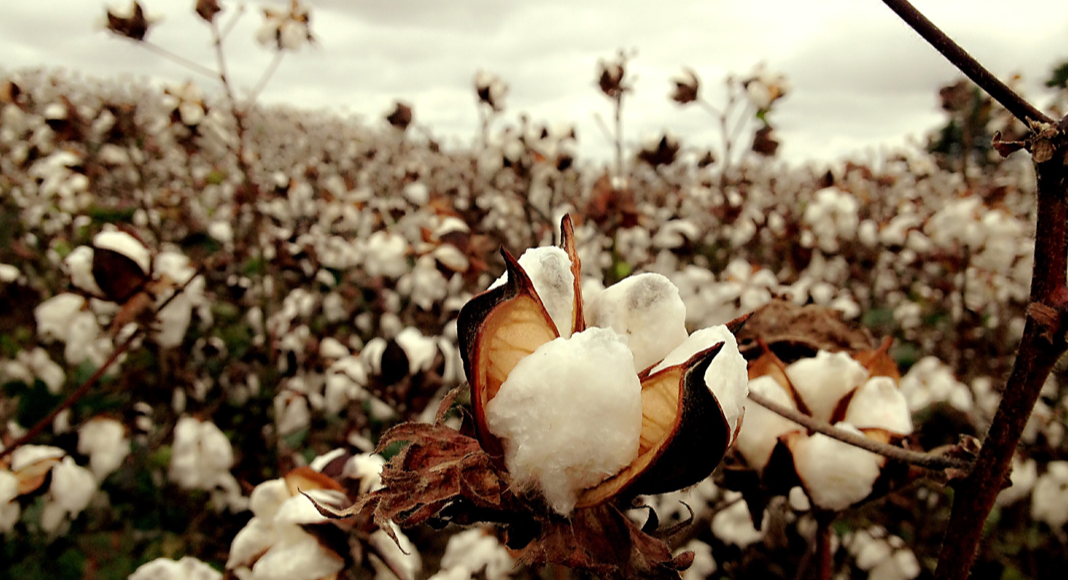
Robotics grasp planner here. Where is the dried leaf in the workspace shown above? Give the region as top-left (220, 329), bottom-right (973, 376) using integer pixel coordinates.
top-left (195, 0), bottom-right (222, 23)
top-left (520, 504), bottom-right (690, 580)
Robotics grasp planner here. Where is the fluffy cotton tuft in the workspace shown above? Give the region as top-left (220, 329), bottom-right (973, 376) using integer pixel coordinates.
top-left (485, 327), bottom-right (642, 515)
top-left (517, 247), bottom-right (575, 338)
top-left (129, 557), bottom-right (222, 580)
top-left (652, 325), bottom-right (749, 438)
top-left (735, 376), bottom-right (800, 472)
top-left (785, 350), bottom-right (869, 423)
top-left (843, 377), bottom-right (913, 434)
top-left (585, 273), bottom-right (688, 372)
top-left (1031, 461), bottom-right (1068, 529)
top-left (790, 423), bottom-right (884, 511)
top-left (77, 418), bottom-right (130, 481)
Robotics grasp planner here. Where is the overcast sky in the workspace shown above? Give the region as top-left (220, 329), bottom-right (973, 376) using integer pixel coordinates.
top-left (2, 0), bottom-right (1067, 165)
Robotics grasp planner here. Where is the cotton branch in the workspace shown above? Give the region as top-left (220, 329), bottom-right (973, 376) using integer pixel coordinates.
top-left (746, 391), bottom-right (971, 472)
top-left (0, 269), bottom-right (204, 461)
top-left (873, 2), bottom-right (1068, 579)
top-left (932, 141), bottom-right (1068, 580)
top-left (880, 0), bottom-right (1052, 125)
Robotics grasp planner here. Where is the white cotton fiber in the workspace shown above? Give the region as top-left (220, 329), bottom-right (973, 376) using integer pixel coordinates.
top-left (736, 376), bottom-right (800, 472)
top-left (785, 350), bottom-right (868, 422)
top-left (585, 273), bottom-right (688, 372)
top-left (844, 377), bottom-right (913, 435)
top-left (485, 327), bottom-right (642, 515)
top-left (790, 424), bottom-right (883, 511)
top-left (517, 247), bottom-right (576, 338)
top-left (652, 325), bottom-right (749, 439)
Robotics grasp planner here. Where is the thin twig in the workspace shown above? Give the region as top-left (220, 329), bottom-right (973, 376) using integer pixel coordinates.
top-left (219, 3), bottom-right (246, 41)
top-left (0, 333), bottom-right (137, 461)
top-left (248, 50), bottom-right (286, 103)
top-left (136, 39), bottom-right (218, 79)
top-left (879, 0), bottom-right (1052, 125)
top-left (747, 391), bottom-right (971, 471)
top-left (0, 268), bottom-right (205, 461)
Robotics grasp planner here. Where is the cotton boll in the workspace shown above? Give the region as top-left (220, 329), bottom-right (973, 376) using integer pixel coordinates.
top-left (651, 325), bottom-right (748, 438)
top-left (93, 230), bottom-right (151, 274)
top-left (77, 418), bottom-right (130, 481)
top-left (129, 557), bottom-right (222, 580)
top-left (844, 377), bottom-right (913, 434)
top-left (516, 246), bottom-right (575, 338)
top-left (790, 424), bottom-right (883, 511)
top-left (997, 456), bottom-right (1037, 506)
top-left (249, 479), bottom-right (290, 521)
top-left (45, 456), bottom-right (97, 529)
top-left (1031, 461), bottom-right (1068, 529)
top-left (369, 524), bottom-right (422, 580)
top-left (736, 376), bottom-right (801, 472)
top-left (710, 494), bottom-right (764, 547)
top-left (785, 351), bottom-right (869, 423)
top-left (680, 540), bottom-right (716, 580)
top-left (251, 527), bottom-right (346, 580)
top-left (34, 293), bottom-right (87, 342)
top-left (585, 273), bottom-right (688, 372)
top-left (432, 528), bottom-right (515, 580)
top-left (395, 327), bottom-right (439, 375)
top-left (485, 327), bottom-right (642, 515)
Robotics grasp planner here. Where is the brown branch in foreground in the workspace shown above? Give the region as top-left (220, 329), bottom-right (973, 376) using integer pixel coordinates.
top-left (0, 333), bottom-right (137, 461)
top-left (747, 391), bottom-right (971, 472)
top-left (933, 134), bottom-right (1068, 580)
top-left (0, 269), bottom-right (204, 461)
top-left (880, 0), bottom-right (1052, 125)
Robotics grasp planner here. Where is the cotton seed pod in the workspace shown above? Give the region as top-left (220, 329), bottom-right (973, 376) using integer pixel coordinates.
top-left (91, 230), bottom-right (152, 303)
top-left (733, 322), bottom-right (914, 512)
top-left (459, 215), bottom-right (748, 514)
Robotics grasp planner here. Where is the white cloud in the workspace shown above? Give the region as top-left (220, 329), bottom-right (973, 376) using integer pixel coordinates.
top-left (1, 0), bottom-right (1066, 164)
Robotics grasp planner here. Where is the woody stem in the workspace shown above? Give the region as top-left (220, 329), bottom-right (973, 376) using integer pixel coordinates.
top-left (746, 391), bottom-right (971, 472)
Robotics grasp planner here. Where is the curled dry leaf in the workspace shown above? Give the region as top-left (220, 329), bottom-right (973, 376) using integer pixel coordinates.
top-left (307, 397), bottom-right (697, 580)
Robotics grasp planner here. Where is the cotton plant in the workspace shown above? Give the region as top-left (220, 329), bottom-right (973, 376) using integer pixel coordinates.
top-left (312, 215), bottom-right (751, 579)
top-left (724, 302), bottom-right (915, 514)
top-left (226, 451), bottom-right (394, 580)
top-left (0, 445), bottom-right (97, 535)
top-left (168, 416), bottom-right (246, 513)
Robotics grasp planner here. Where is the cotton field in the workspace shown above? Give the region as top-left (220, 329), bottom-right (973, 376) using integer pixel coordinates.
top-left (2, 4), bottom-right (1068, 580)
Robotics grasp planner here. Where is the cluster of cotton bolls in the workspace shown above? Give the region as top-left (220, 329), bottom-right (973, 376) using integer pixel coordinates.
top-left (1, 57), bottom-right (1066, 580)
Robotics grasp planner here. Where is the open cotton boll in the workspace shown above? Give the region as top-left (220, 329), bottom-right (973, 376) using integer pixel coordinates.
top-left (77, 418), bottom-right (130, 481)
top-left (252, 526), bottom-right (346, 580)
top-left (791, 424), bottom-right (884, 511)
top-left (736, 376), bottom-right (801, 472)
top-left (785, 350), bottom-right (869, 423)
top-left (485, 327), bottom-right (642, 515)
top-left (93, 230), bottom-right (151, 274)
top-left (651, 325), bottom-right (748, 438)
top-left (844, 377), bottom-right (913, 434)
top-left (129, 557), bottom-right (222, 580)
top-left (585, 273), bottom-right (688, 372)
